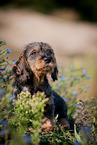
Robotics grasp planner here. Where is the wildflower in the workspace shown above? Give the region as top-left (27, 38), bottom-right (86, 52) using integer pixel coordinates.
top-left (64, 98), bottom-right (68, 102)
top-left (0, 89), bottom-right (4, 95)
top-left (6, 57), bottom-right (8, 59)
top-left (9, 94), bottom-right (15, 100)
top-left (1, 129), bottom-right (6, 135)
top-left (84, 126), bottom-right (91, 136)
top-left (76, 104), bottom-right (81, 108)
top-left (0, 66), bottom-right (7, 71)
top-left (73, 91), bottom-right (78, 97)
top-left (6, 66), bottom-right (9, 69)
top-left (84, 88), bottom-right (88, 92)
top-left (86, 76), bottom-right (90, 79)
top-left (9, 105), bottom-right (11, 108)
top-left (3, 75), bottom-right (8, 79)
top-left (0, 79), bottom-right (2, 82)
top-left (74, 77), bottom-right (77, 81)
top-left (70, 66), bottom-right (74, 70)
top-left (60, 76), bottom-right (66, 81)
top-left (26, 111), bottom-right (28, 114)
top-left (83, 69), bottom-right (86, 75)
top-left (91, 137), bottom-right (94, 141)
top-left (12, 60), bottom-right (16, 64)
top-left (6, 48), bottom-right (12, 53)
top-left (74, 141), bottom-right (81, 145)
top-left (57, 82), bottom-right (60, 85)
top-left (3, 41), bottom-right (6, 43)
top-left (88, 85), bottom-right (91, 88)
top-left (56, 86), bottom-right (60, 90)
top-left (1, 119), bottom-right (7, 127)
top-left (23, 134), bottom-right (32, 144)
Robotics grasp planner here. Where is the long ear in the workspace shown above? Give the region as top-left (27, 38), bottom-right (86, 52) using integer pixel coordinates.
top-left (51, 66), bottom-right (58, 81)
top-left (12, 51), bottom-right (30, 83)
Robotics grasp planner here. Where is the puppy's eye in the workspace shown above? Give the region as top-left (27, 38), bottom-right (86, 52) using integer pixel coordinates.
top-left (30, 51), bottom-right (36, 56)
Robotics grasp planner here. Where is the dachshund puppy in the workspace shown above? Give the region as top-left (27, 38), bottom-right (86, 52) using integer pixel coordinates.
top-left (12, 42), bottom-right (70, 128)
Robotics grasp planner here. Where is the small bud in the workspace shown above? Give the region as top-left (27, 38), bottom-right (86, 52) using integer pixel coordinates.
top-left (83, 69), bottom-right (86, 75)
top-left (86, 76), bottom-right (90, 80)
top-left (73, 91), bottom-right (78, 97)
top-left (6, 48), bottom-right (12, 53)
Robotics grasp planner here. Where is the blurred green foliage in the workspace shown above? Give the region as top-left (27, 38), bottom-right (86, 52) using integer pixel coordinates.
top-left (0, 0), bottom-right (97, 21)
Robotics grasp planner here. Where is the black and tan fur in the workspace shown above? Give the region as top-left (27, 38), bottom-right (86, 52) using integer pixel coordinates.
top-left (12, 42), bottom-right (70, 128)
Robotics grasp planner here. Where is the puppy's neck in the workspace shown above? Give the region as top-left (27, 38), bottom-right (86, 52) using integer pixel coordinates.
top-left (33, 73), bottom-right (46, 88)
top-left (24, 66), bottom-right (49, 93)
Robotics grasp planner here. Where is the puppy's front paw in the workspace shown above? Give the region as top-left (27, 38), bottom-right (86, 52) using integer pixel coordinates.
top-left (42, 117), bottom-right (55, 130)
top-left (59, 118), bottom-right (70, 129)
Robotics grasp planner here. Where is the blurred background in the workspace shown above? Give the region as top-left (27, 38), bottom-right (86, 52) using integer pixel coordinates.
top-left (0, 0), bottom-right (97, 99)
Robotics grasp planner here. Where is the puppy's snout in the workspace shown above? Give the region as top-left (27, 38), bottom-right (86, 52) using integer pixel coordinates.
top-left (44, 57), bottom-right (52, 63)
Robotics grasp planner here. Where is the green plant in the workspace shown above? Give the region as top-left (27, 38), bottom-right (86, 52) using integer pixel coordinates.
top-left (0, 41), bottom-right (15, 145)
top-left (73, 97), bottom-right (97, 145)
top-left (51, 64), bottom-right (91, 118)
top-left (9, 91), bottom-right (48, 145)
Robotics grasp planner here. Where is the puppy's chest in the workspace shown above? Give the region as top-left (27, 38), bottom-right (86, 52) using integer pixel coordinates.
top-left (22, 84), bottom-right (43, 95)
top-left (22, 85), bottom-right (39, 95)
top-left (22, 83), bottom-right (52, 97)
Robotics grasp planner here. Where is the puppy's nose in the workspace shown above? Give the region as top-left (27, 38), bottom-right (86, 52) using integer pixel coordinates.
top-left (44, 57), bottom-right (51, 63)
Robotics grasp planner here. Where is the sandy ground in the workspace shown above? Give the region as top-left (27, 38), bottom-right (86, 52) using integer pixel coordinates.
top-left (0, 8), bottom-right (97, 97)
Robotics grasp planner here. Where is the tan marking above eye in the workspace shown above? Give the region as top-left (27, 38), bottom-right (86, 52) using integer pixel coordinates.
top-left (30, 50), bottom-right (37, 56)
top-left (47, 49), bottom-right (53, 54)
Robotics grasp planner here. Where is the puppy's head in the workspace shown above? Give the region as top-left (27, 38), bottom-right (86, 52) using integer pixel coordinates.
top-left (12, 42), bottom-right (58, 82)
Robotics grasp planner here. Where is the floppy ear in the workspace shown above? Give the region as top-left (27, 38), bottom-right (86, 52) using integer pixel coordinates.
top-left (51, 66), bottom-right (58, 81)
top-left (12, 51), bottom-right (30, 83)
